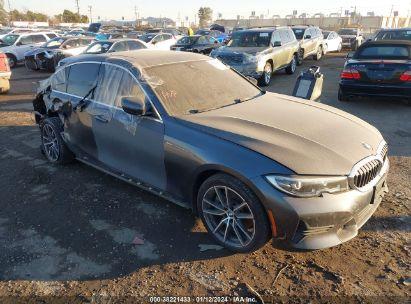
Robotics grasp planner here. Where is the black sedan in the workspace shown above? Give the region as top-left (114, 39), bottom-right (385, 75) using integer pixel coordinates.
top-left (170, 35), bottom-right (219, 54)
top-left (33, 51), bottom-right (388, 252)
top-left (339, 40), bottom-right (411, 103)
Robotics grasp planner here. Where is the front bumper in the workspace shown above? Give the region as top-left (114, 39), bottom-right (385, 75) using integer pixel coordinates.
top-left (340, 82), bottom-right (411, 100)
top-left (251, 161), bottom-right (389, 250)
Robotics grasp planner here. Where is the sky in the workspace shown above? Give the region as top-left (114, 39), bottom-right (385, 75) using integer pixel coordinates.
top-left (6, 0), bottom-right (411, 22)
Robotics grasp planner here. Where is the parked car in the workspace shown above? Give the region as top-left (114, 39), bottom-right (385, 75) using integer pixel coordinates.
top-left (126, 31), bottom-right (145, 39)
top-left (338, 28), bottom-right (364, 50)
top-left (323, 31), bottom-right (343, 52)
top-left (210, 27), bottom-right (300, 86)
top-left (291, 26), bottom-right (325, 64)
top-left (170, 35), bottom-right (219, 54)
top-left (139, 33), bottom-right (177, 50)
top-left (371, 28), bottom-right (411, 41)
top-left (0, 32), bottom-right (58, 68)
top-left (24, 36), bottom-right (94, 72)
top-left (338, 40), bottom-right (411, 103)
top-left (0, 27), bottom-right (38, 39)
top-left (33, 50), bottom-right (389, 252)
top-left (84, 39), bottom-right (147, 54)
top-left (0, 52), bottom-right (11, 93)
top-left (196, 29), bottom-right (228, 44)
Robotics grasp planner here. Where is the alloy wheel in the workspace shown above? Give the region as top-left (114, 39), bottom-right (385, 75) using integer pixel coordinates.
top-left (291, 56), bottom-right (297, 73)
top-left (42, 124), bottom-right (59, 162)
top-left (317, 47), bottom-right (322, 59)
top-left (202, 186), bottom-right (256, 248)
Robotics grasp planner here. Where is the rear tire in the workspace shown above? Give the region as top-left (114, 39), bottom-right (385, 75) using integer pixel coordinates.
top-left (197, 173), bottom-right (271, 253)
top-left (297, 49), bottom-right (304, 65)
top-left (40, 117), bottom-right (74, 164)
top-left (285, 54), bottom-right (297, 75)
top-left (338, 88), bottom-right (350, 102)
top-left (6, 54), bottom-right (17, 68)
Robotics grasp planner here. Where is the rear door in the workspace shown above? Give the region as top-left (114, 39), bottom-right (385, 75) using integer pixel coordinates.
top-left (91, 64), bottom-right (166, 189)
top-left (63, 62), bottom-right (102, 158)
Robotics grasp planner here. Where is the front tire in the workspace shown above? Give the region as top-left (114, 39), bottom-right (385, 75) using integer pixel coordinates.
top-left (40, 117), bottom-right (74, 164)
top-left (197, 174), bottom-right (271, 253)
top-left (6, 54), bottom-right (17, 68)
top-left (314, 45), bottom-right (323, 60)
top-left (285, 54), bottom-right (297, 75)
top-left (297, 49), bottom-right (304, 65)
top-left (258, 61), bottom-right (273, 87)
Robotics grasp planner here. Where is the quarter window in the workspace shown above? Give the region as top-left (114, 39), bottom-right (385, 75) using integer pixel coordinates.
top-left (67, 63), bottom-right (101, 97)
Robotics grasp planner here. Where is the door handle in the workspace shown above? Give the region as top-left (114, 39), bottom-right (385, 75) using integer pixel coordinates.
top-left (94, 114), bottom-right (110, 123)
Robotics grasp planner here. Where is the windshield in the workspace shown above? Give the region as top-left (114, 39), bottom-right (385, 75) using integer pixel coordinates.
top-left (228, 31), bottom-right (271, 47)
top-left (176, 36), bottom-right (198, 45)
top-left (1, 34), bottom-right (19, 45)
top-left (338, 29), bottom-right (357, 35)
top-left (292, 28), bottom-right (305, 40)
top-left (44, 37), bottom-right (66, 48)
top-left (356, 45), bottom-right (409, 60)
top-left (375, 30), bottom-right (411, 41)
top-left (144, 59), bottom-right (261, 116)
top-left (85, 41), bottom-right (113, 54)
top-left (140, 34), bottom-right (155, 43)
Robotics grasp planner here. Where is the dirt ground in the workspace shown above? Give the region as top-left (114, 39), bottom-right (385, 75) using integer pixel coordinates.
top-left (0, 54), bottom-right (410, 304)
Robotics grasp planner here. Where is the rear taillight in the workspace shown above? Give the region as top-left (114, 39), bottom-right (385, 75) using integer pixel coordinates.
top-left (400, 71), bottom-right (411, 82)
top-left (341, 68), bottom-right (361, 80)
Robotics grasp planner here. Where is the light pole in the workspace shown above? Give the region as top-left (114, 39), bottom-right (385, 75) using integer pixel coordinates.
top-left (88, 5), bottom-right (92, 23)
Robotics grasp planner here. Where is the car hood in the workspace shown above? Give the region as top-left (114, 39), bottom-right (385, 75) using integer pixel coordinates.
top-left (176, 93), bottom-right (383, 175)
top-left (213, 46), bottom-right (267, 56)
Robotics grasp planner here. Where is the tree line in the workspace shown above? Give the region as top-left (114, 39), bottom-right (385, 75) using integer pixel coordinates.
top-left (0, 7), bottom-right (89, 25)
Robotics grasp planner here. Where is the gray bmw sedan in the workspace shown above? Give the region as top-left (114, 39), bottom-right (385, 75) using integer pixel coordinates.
top-left (33, 50), bottom-right (389, 253)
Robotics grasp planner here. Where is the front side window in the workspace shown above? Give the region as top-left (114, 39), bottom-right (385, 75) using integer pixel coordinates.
top-left (110, 42), bottom-right (128, 52)
top-left (32, 35), bottom-right (47, 43)
top-left (375, 30), bottom-right (411, 41)
top-left (67, 63), bottom-right (101, 97)
top-left (127, 40), bottom-right (146, 50)
top-left (19, 35), bottom-right (34, 45)
top-left (85, 42), bottom-right (113, 54)
top-left (144, 59), bottom-right (262, 116)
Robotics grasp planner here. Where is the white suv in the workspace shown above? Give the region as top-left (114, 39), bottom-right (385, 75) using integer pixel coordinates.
top-left (0, 32), bottom-right (58, 67)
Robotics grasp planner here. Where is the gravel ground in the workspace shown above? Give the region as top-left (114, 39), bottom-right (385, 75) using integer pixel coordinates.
top-left (0, 55), bottom-right (410, 304)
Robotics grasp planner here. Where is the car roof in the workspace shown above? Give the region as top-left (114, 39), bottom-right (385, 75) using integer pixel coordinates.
top-left (61, 49), bottom-right (211, 70)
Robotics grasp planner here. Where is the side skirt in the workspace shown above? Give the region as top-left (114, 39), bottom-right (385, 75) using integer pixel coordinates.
top-left (76, 155), bottom-right (191, 210)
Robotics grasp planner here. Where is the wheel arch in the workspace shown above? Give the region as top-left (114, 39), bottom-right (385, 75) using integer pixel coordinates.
top-left (190, 164), bottom-right (267, 216)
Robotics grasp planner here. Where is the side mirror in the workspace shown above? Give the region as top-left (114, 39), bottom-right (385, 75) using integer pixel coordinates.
top-left (16, 41), bottom-right (22, 46)
top-left (152, 40), bottom-right (157, 45)
top-left (304, 34), bottom-right (312, 39)
top-left (121, 96), bottom-right (146, 116)
top-left (273, 41), bottom-right (282, 47)
top-left (346, 51), bottom-right (355, 59)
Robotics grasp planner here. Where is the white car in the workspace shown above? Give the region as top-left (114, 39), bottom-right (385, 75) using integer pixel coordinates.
top-left (323, 31), bottom-right (343, 53)
top-left (139, 33), bottom-right (177, 50)
top-left (0, 28), bottom-right (38, 40)
top-left (0, 32), bottom-right (58, 67)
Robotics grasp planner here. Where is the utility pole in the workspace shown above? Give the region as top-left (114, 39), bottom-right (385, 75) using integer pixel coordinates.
top-left (75, 0), bottom-right (80, 15)
top-left (88, 5), bottom-right (92, 23)
top-left (7, 0), bottom-right (11, 26)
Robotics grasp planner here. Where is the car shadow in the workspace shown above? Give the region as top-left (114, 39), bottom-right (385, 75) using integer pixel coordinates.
top-left (0, 126), bottom-right (232, 282)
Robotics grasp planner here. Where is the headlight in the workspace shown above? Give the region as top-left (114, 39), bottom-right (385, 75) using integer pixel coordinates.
top-left (266, 175), bottom-right (349, 198)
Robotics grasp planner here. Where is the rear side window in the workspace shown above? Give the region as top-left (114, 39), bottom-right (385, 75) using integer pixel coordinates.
top-left (127, 40), bottom-right (146, 50)
top-left (32, 35), bottom-right (47, 43)
top-left (67, 63), bottom-right (101, 97)
top-left (357, 45), bottom-right (409, 59)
